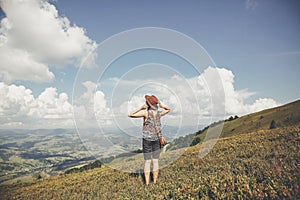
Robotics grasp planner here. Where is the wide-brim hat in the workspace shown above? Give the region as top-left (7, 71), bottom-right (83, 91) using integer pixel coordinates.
top-left (145, 95), bottom-right (159, 106)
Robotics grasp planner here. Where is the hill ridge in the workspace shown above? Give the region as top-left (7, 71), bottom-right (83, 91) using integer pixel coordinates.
top-left (167, 99), bottom-right (300, 151)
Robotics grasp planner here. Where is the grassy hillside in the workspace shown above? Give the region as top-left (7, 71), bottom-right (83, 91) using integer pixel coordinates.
top-left (1, 126), bottom-right (299, 199)
top-left (168, 100), bottom-right (300, 150)
top-left (1, 100), bottom-right (300, 199)
top-left (219, 99), bottom-right (300, 138)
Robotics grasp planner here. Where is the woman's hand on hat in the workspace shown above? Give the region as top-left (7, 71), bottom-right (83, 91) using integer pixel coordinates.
top-left (158, 101), bottom-right (171, 116)
top-left (158, 101), bottom-right (165, 108)
top-left (158, 101), bottom-right (162, 107)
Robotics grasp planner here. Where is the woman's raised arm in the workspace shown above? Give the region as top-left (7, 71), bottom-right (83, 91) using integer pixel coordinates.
top-left (159, 102), bottom-right (170, 116)
top-left (128, 104), bottom-right (148, 118)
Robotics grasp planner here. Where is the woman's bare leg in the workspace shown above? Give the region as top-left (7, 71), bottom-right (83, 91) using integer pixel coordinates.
top-left (152, 159), bottom-right (159, 184)
top-left (144, 160), bottom-right (151, 185)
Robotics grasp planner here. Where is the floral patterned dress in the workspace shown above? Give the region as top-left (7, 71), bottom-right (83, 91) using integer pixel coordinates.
top-left (142, 110), bottom-right (161, 141)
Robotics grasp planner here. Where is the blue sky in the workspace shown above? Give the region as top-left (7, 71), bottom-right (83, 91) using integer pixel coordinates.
top-left (52, 0), bottom-right (300, 103)
top-left (0, 0), bottom-right (299, 129)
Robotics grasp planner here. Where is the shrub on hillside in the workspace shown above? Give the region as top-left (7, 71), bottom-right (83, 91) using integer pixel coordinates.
top-left (270, 120), bottom-right (276, 129)
top-left (190, 137), bottom-right (201, 146)
top-left (65, 160), bottom-right (102, 174)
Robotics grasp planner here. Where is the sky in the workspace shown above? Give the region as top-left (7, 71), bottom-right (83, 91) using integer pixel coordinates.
top-left (0, 0), bottom-right (299, 130)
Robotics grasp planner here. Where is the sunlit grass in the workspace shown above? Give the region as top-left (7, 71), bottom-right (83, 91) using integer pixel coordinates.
top-left (1, 126), bottom-right (299, 199)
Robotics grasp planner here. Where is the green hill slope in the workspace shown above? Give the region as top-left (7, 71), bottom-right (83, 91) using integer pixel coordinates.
top-left (219, 99), bottom-right (300, 137)
top-left (1, 100), bottom-right (300, 199)
top-left (169, 100), bottom-right (300, 150)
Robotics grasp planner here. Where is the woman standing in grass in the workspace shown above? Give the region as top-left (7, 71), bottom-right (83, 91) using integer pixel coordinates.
top-left (128, 95), bottom-right (170, 185)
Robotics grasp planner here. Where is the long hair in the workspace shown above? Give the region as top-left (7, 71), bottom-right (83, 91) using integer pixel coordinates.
top-left (146, 101), bottom-right (158, 110)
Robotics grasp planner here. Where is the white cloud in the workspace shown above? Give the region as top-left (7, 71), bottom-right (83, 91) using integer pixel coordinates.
top-left (33, 87), bottom-right (73, 119)
top-left (0, 0), bottom-right (97, 83)
top-left (0, 82), bottom-right (73, 128)
top-left (74, 81), bottom-right (110, 117)
top-left (0, 45), bottom-right (55, 82)
top-left (72, 81), bottom-right (111, 128)
top-left (246, 0), bottom-right (258, 10)
top-left (243, 98), bottom-right (278, 114)
top-left (106, 67), bottom-right (280, 128)
top-left (0, 67), bottom-right (280, 129)
top-left (0, 82), bottom-right (35, 117)
top-left (212, 67), bottom-right (279, 116)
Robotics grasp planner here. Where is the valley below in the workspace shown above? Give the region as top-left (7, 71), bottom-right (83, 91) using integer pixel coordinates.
top-left (0, 129), bottom-right (94, 184)
top-left (0, 125), bottom-right (196, 184)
